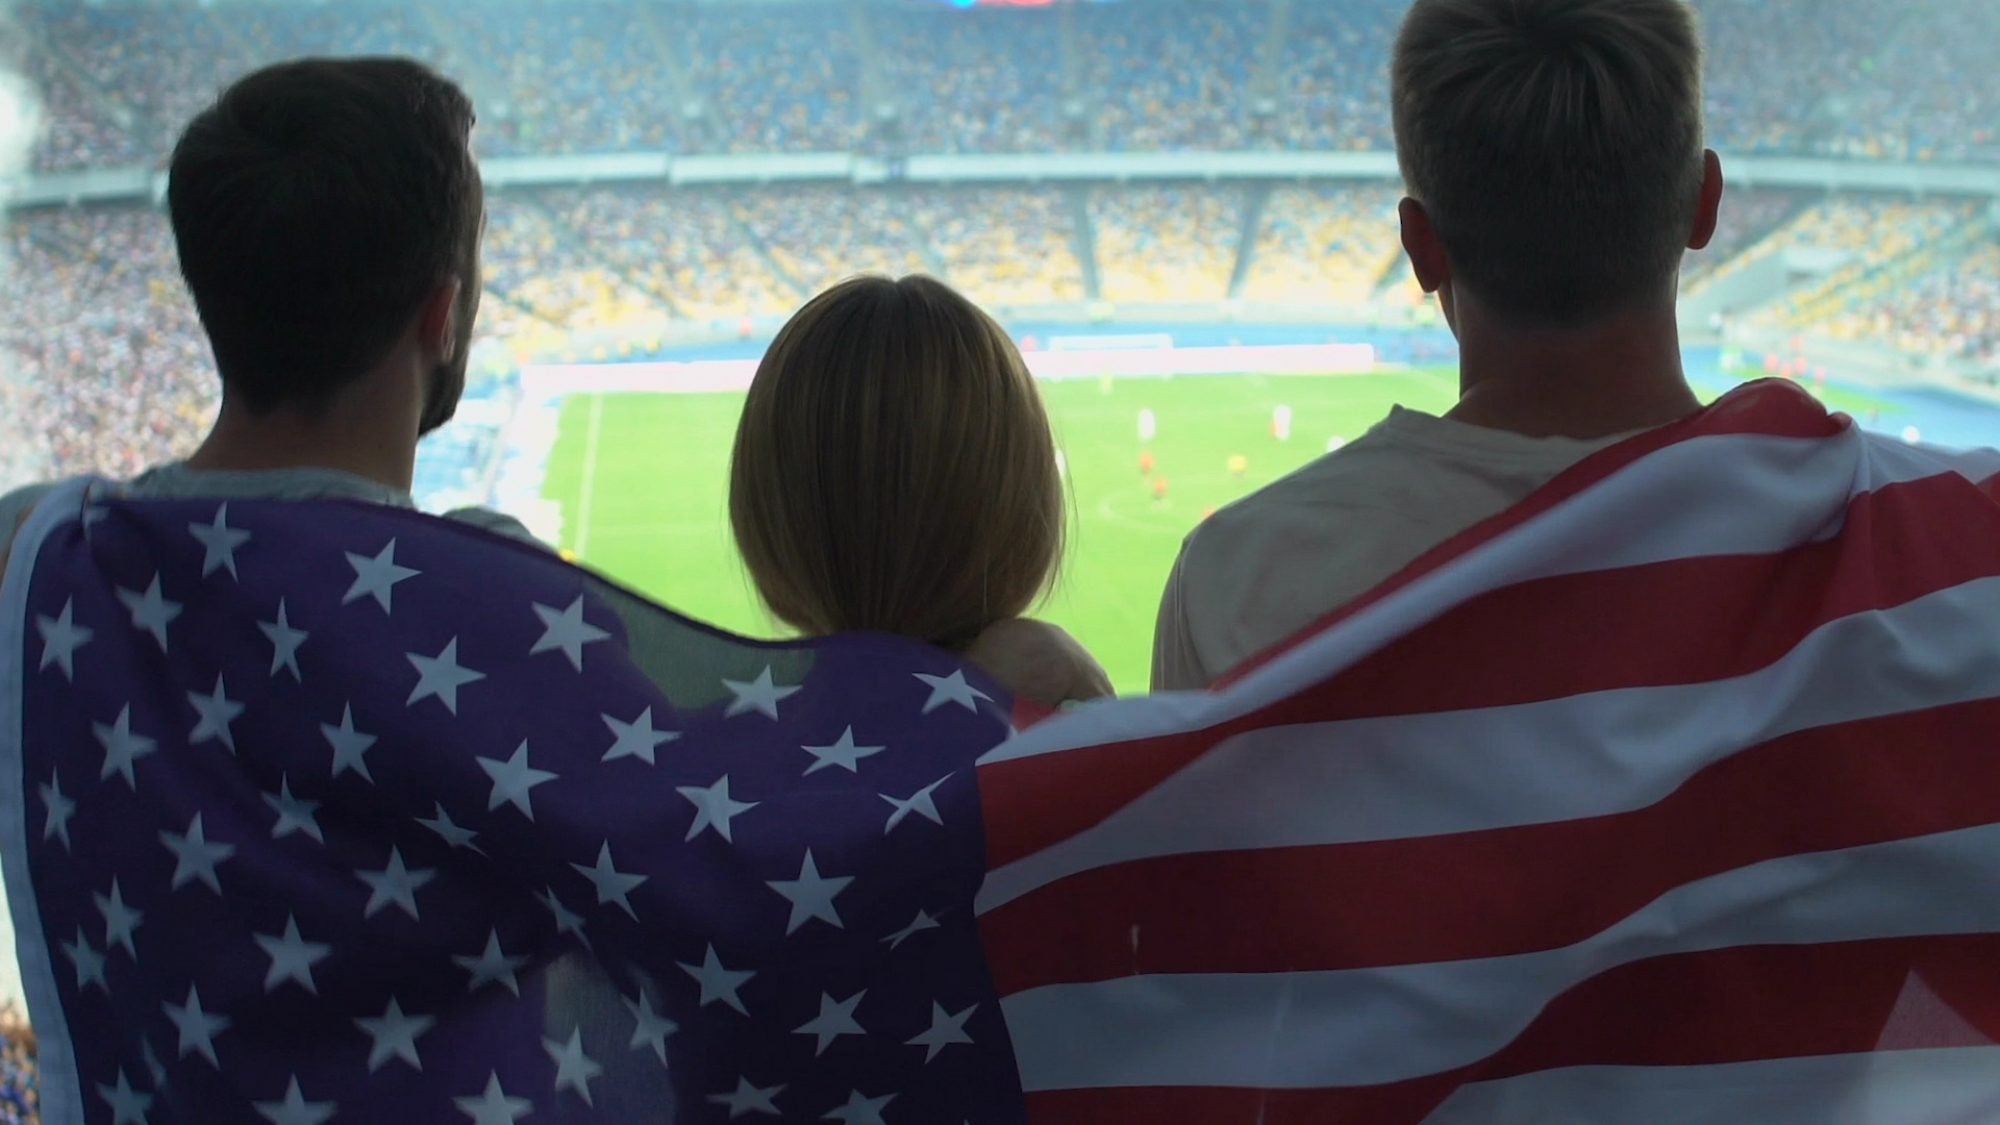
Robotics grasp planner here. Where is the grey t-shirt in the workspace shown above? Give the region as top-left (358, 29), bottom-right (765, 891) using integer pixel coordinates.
top-left (0, 463), bottom-right (539, 548)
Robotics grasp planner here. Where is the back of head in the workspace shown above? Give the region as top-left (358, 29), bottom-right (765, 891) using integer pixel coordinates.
top-left (167, 57), bottom-right (483, 415)
top-left (1392, 0), bottom-right (1706, 325)
top-left (730, 275), bottom-right (1064, 652)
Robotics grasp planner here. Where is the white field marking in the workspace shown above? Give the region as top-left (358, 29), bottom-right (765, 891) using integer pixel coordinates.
top-left (572, 393), bottom-right (607, 559)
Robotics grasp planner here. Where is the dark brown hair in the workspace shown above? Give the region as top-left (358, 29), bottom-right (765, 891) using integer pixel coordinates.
top-left (167, 57), bottom-right (483, 413)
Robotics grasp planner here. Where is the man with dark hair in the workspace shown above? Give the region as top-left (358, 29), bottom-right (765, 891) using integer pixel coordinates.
top-left (0, 56), bottom-right (510, 540)
top-left (1154, 0), bottom-right (1724, 689)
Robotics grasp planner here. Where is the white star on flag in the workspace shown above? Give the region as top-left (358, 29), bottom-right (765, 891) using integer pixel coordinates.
top-left (357, 847), bottom-right (435, 920)
top-left (722, 665), bottom-right (801, 719)
top-left (35, 598), bottom-right (92, 680)
top-left (264, 776), bottom-right (325, 843)
top-left (116, 573), bottom-right (182, 651)
top-left (623, 991), bottom-right (678, 1064)
top-left (906, 1001), bottom-right (978, 1062)
top-left (406, 637), bottom-right (486, 715)
top-left (530, 595), bottom-right (611, 671)
top-left (571, 841), bottom-right (648, 920)
top-left (881, 774), bottom-right (951, 833)
top-left (678, 944), bottom-right (755, 1015)
top-left (543, 1027), bottom-right (605, 1106)
top-left (679, 774), bottom-right (758, 843)
top-left (160, 811), bottom-right (235, 894)
top-left (478, 741), bottom-right (557, 819)
top-left (883, 909), bottom-right (941, 950)
top-left (355, 996), bottom-right (435, 1072)
top-left (254, 1076), bottom-right (336, 1125)
top-left (801, 727), bottom-right (887, 776)
top-left (187, 673), bottom-right (245, 752)
top-left (188, 503), bottom-right (252, 579)
top-left (93, 704), bottom-right (157, 788)
top-left (62, 927), bottom-right (107, 992)
top-left (914, 669), bottom-right (991, 715)
top-left (39, 774), bottom-right (76, 851)
top-left (454, 1072), bottom-right (532, 1125)
top-left (93, 878), bottom-right (142, 958)
top-left (320, 703), bottom-right (378, 782)
top-left (767, 850), bottom-right (854, 935)
top-left (602, 706), bottom-right (678, 765)
top-left (255, 915), bottom-right (331, 995)
top-left (342, 539), bottom-right (420, 613)
top-left (417, 802), bottom-right (483, 853)
top-left (258, 598), bottom-right (309, 680)
top-left (823, 1089), bottom-right (896, 1125)
top-left (793, 990), bottom-right (867, 1056)
top-left (539, 887), bottom-right (592, 950)
top-left (165, 983), bottom-right (229, 1067)
top-left (707, 1077), bottom-right (784, 1119)
top-left (97, 1069), bottom-right (151, 1125)
top-left (454, 929), bottom-right (528, 996)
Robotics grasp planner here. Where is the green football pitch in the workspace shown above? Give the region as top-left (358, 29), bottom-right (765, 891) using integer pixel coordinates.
top-left (541, 369), bottom-right (1458, 692)
top-left (541, 367), bottom-right (1903, 692)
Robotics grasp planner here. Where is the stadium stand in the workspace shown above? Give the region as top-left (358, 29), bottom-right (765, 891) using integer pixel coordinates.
top-left (16, 0), bottom-right (2000, 170)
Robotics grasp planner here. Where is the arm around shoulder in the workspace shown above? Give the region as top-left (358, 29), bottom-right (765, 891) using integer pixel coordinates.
top-left (964, 618), bottom-right (1114, 710)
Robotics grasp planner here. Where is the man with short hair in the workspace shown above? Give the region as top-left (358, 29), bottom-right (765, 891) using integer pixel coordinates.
top-left (0, 56), bottom-right (513, 544)
top-left (1153, 0), bottom-right (1724, 689)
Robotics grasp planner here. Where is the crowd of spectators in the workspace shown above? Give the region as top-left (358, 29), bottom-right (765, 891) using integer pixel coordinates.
top-left (1091, 186), bottom-right (1245, 304)
top-left (14, 0), bottom-right (2000, 172)
top-left (0, 1007), bottom-right (32, 1125)
top-left (1822, 242), bottom-right (2000, 363)
top-left (1242, 185), bottom-right (1403, 306)
top-left (2, 205), bottom-right (215, 482)
top-left (3, 178), bottom-right (1994, 506)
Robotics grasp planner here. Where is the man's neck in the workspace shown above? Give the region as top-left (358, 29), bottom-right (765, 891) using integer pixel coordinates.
top-left (1445, 303), bottom-right (1703, 440)
top-left (184, 401), bottom-right (417, 494)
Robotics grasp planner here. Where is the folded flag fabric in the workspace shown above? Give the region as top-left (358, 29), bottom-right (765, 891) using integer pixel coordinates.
top-left (2, 483), bottom-right (1027, 1123)
top-left (974, 380), bottom-right (2000, 1123)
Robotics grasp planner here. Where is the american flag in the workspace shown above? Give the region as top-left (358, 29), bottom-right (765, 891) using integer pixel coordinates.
top-left (974, 380), bottom-right (2000, 1122)
top-left (2, 486), bottom-right (1027, 1122)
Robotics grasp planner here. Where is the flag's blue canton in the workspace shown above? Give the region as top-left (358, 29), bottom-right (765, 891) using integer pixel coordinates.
top-left (17, 496), bottom-right (1025, 1123)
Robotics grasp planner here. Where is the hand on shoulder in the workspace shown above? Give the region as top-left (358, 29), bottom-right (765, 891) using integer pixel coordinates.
top-left (964, 617), bottom-right (1115, 710)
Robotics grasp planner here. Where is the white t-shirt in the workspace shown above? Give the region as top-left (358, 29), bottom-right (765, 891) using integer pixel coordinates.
top-left (1151, 406), bottom-right (1638, 691)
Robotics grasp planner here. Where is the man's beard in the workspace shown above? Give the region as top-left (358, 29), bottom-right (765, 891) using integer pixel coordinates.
top-left (417, 278), bottom-right (480, 436)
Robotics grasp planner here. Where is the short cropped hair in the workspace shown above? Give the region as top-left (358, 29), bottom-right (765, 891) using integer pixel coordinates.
top-left (1392, 0), bottom-right (1707, 324)
top-left (730, 275), bottom-right (1065, 652)
top-left (167, 57), bottom-right (482, 413)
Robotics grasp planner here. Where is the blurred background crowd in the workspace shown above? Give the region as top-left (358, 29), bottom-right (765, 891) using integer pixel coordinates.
top-left (14, 0), bottom-right (2000, 170)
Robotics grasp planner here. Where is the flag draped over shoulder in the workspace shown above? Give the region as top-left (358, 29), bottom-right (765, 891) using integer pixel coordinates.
top-left (975, 380), bottom-right (2000, 1123)
top-left (1, 484), bottom-right (1027, 1123)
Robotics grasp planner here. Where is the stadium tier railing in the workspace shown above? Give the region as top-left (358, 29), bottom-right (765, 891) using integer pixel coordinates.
top-left (9, 151), bottom-right (2000, 211)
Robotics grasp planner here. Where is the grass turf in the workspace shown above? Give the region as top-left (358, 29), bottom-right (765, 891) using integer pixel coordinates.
top-left (541, 368), bottom-right (1903, 693)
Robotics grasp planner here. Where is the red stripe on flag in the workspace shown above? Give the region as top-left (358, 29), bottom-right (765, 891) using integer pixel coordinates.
top-left (1214, 381), bottom-right (1849, 691)
top-left (1016, 934), bottom-right (2000, 1124)
top-left (980, 469), bottom-right (2000, 872)
top-left (982, 697), bottom-right (2000, 991)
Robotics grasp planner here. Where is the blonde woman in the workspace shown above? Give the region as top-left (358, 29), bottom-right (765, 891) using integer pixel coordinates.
top-left (730, 274), bottom-right (1112, 710)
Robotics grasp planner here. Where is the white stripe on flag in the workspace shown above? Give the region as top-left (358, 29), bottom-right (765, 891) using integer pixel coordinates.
top-left (985, 427), bottom-right (1948, 770)
top-left (1002, 820), bottom-right (2000, 1092)
top-left (980, 576), bottom-right (2000, 913)
top-left (1423, 1046), bottom-right (2000, 1125)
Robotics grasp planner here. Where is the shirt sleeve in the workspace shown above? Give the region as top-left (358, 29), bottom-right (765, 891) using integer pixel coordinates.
top-left (1150, 540), bottom-right (1213, 692)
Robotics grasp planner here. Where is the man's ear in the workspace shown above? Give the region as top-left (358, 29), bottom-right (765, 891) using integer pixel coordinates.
top-left (1688, 149), bottom-right (1725, 251)
top-left (1398, 197), bottom-right (1451, 294)
top-left (416, 278), bottom-right (464, 363)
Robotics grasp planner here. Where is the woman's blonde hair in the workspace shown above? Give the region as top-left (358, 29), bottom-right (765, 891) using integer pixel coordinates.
top-left (729, 274), bottom-right (1064, 651)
